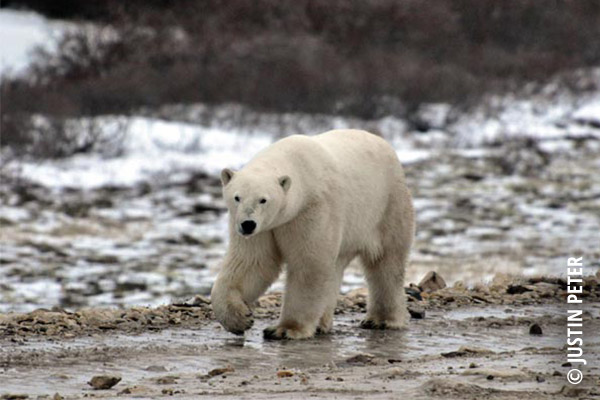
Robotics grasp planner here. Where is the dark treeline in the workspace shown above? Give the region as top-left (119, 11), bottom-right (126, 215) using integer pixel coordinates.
top-left (2, 0), bottom-right (600, 142)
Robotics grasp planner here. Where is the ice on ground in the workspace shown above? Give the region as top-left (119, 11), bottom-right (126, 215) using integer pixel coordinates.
top-left (16, 117), bottom-right (274, 189)
top-left (572, 99), bottom-right (600, 125)
top-left (12, 114), bottom-right (433, 190)
top-left (450, 83), bottom-right (600, 147)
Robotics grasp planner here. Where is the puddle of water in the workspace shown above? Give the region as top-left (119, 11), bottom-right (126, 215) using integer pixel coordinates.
top-left (4, 304), bottom-right (595, 396)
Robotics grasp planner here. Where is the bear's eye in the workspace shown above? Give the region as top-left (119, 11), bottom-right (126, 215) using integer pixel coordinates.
top-left (259, 198), bottom-right (267, 204)
top-left (234, 196), bottom-right (240, 202)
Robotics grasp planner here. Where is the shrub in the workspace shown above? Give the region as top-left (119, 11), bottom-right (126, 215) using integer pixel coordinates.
top-left (2, 0), bottom-right (600, 156)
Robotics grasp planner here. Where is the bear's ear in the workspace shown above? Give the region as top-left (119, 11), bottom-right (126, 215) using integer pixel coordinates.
top-left (278, 175), bottom-right (291, 193)
top-left (221, 168), bottom-right (235, 186)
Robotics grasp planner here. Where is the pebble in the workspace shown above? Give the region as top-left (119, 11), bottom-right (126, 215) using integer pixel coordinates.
top-left (156, 375), bottom-right (179, 385)
top-left (203, 366), bottom-right (234, 378)
top-left (408, 307), bottom-right (425, 319)
top-left (276, 370), bottom-right (294, 378)
top-left (506, 285), bottom-right (532, 295)
top-left (418, 271), bottom-right (447, 292)
top-left (346, 353), bottom-right (377, 365)
top-left (529, 323), bottom-right (543, 335)
top-left (145, 365), bottom-right (168, 372)
top-left (88, 375), bottom-right (121, 390)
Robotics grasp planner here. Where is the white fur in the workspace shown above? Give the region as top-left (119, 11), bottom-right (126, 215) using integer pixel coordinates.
top-left (211, 130), bottom-right (415, 339)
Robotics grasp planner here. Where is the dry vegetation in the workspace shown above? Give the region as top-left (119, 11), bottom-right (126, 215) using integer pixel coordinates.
top-left (2, 0), bottom-right (600, 157)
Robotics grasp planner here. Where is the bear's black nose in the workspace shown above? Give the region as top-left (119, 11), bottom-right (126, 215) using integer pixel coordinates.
top-left (241, 220), bottom-right (257, 235)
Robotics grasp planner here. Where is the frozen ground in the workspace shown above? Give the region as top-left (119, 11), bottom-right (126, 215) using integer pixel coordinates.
top-left (1, 97), bottom-right (599, 313)
top-left (1, 9), bottom-right (599, 314)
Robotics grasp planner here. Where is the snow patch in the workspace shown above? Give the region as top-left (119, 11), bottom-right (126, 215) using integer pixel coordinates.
top-left (0, 9), bottom-right (68, 76)
top-left (572, 99), bottom-right (600, 125)
top-left (16, 117), bottom-right (274, 189)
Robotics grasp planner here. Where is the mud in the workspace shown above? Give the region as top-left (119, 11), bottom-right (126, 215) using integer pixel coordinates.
top-left (1, 275), bottom-right (599, 399)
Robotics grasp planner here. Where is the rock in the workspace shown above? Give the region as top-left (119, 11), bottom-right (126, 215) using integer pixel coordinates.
top-left (84, 255), bottom-right (119, 264)
top-left (118, 386), bottom-right (151, 395)
top-left (207, 366), bottom-right (234, 377)
top-left (418, 271), bottom-right (447, 292)
top-left (145, 365), bottom-right (168, 372)
top-left (536, 375), bottom-right (545, 383)
top-left (276, 370), bottom-right (294, 378)
top-left (458, 346), bottom-right (493, 355)
top-left (22, 240), bottom-right (68, 257)
top-left (405, 286), bottom-right (423, 301)
top-left (408, 306), bottom-right (425, 319)
top-left (192, 202), bottom-right (225, 214)
top-left (88, 375), bottom-right (121, 390)
top-left (442, 346), bottom-right (493, 358)
top-left (529, 323), bottom-right (543, 335)
top-left (52, 394), bottom-right (63, 400)
top-left (441, 351), bottom-right (464, 358)
top-left (1, 395), bottom-right (28, 400)
top-left (172, 295), bottom-right (210, 307)
top-left (344, 288), bottom-right (368, 308)
top-left (156, 375), bottom-right (179, 385)
top-left (257, 293), bottom-right (282, 309)
top-left (507, 285), bottom-right (532, 295)
top-left (346, 353), bottom-right (377, 365)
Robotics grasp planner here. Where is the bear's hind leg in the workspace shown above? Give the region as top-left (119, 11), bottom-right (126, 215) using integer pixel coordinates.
top-left (360, 248), bottom-right (410, 330)
top-left (360, 183), bottom-right (414, 330)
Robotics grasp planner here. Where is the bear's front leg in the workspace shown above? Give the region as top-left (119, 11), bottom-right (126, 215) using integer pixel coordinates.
top-left (212, 250), bottom-right (281, 335)
top-left (211, 280), bottom-right (255, 335)
top-left (263, 261), bottom-right (336, 340)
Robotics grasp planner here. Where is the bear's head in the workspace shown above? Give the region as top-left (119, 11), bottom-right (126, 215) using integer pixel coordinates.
top-left (220, 168), bottom-right (291, 238)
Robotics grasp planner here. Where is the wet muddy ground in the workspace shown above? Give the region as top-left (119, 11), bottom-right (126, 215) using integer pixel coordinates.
top-left (1, 275), bottom-right (599, 399)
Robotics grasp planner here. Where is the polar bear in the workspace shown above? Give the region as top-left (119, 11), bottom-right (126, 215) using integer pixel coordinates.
top-left (211, 129), bottom-right (415, 339)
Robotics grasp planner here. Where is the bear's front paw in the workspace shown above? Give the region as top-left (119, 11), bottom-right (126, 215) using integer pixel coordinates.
top-left (263, 324), bottom-right (314, 340)
top-left (215, 302), bottom-right (254, 335)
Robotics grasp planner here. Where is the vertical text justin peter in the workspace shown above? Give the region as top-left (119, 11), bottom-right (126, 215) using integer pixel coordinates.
top-left (566, 257), bottom-right (585, 385)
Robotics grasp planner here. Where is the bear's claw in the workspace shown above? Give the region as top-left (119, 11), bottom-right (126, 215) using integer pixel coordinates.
top-left (359, 319), bottom-right (388, 330)
top-left (263, 326), bottom-right (288, 340)
top-left (315, 326), bottom-right (328, 335)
